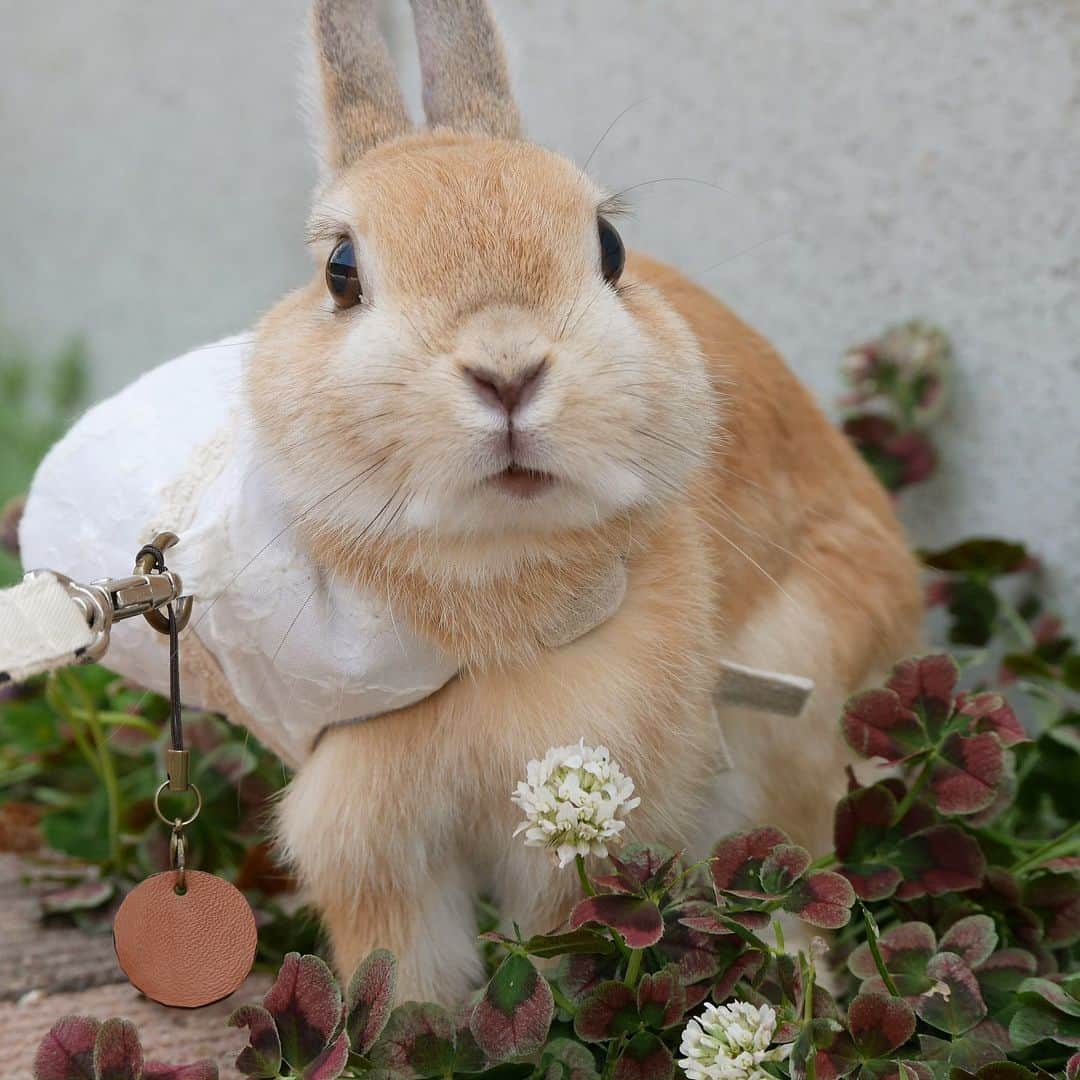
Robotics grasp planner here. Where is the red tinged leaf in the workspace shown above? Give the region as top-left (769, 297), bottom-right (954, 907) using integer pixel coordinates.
top-left (570, 895), bottom-right (663, 948)
top-left (760, 844), bottom-right (812, 894)
top-left (573, 982), bottom-right (639, 1042)
top-left (1042, 856), bottom-right (1080, 873)
top-left (471, 951), bottom-right (554, 1061)
top-left (345, 949), bottom-right (397, 1056)
top-left (33, 1016), bottom-right (99, 1080)
top-left (938, 915), bottom-right (998, 970)
top-left (783, 870), bottom-right (856, 929)
top-left (144, 1064), bottom-right (219, 1080)
top-left (841, 864), bottom-right (903, 903)
top-left (834, 783), bottom-right (905, 901)
top-left (929, 733), bottom-right (1005, 815)
top-left (93, 1019), bottom-right (144, 1080)
top-left (848, 992), bottom-right (917, 1058)
top-left (955, 693), bottom-right (1029, 746)
top-left (675, 901), bottom-right (769, 937)
top-left (635, 967), bottom-right (686, 1030)
top-left (842, 690), bottom-right (924, 762)
top-left (612, 1033), bottom-right (674, 1080)
top-left (975, 948), bottom-right (1037, 1017)
top-left (40, 879), bottom-right (115, 917)
top-left (1024, 872), bottom-right (1080, 948)
top-left (849, 922), bottom-right (936, 981)
top-left (593, 844), bottom-right (680, 897)
top-left (916, 952), bottom-right (987, 1036)
top-left (298, 1032), bottom-right (349, 1080)
top-left (834, 783), bottom-right (898, 857)
top-left (656, 921), bottom-right (730, 985)
top-left (791, 1018), bottom-right (859, 1080)
top-left (710, 826), bottom-right (790, 898)
top-left (228, 1004), bottom-right (282, 1079)
top-left (540, 1039), bottom-right (601, 1080)
top-left (886, 655), bottom-right (959, 730)
top-left (370, 1003), bottom-right (457, 1078)
top-left (1067, 1051), bottom-right (1080, 1080)
top-left (713, 949), bottom-right (767, 1002)
top-left (262, 953), bottom-right (343, 1071)
top-left (555, 954), bottom-right (618, 1005)
top-left (895, 826), bottom-right (986, 900)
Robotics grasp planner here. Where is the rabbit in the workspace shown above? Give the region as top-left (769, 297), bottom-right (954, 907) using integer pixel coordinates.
top-left (256, 0), bottom-right (924, 1004)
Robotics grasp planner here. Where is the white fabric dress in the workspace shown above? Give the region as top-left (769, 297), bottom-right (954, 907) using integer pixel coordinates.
top-left (19, 336), bottom-right (459, 765)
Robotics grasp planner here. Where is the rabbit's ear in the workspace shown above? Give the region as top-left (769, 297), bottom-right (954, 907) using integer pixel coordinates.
top-left (409, 0), bottom-right (521, 139)
top-left (311, 0), bottom-right (412, 169)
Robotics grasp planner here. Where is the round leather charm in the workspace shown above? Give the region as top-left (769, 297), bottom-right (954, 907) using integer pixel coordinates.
top-left (113, 870), bottom-right (257, 1008)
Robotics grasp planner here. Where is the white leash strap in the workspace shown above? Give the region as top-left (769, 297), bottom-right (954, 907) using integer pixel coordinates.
top-left (0, 573), bottom-right (97, 683)
top-left (0, 533), bottom-right (189, 688)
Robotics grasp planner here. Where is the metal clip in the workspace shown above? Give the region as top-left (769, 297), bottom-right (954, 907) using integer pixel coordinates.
top-left (24, 531), bottom-right (191, 664)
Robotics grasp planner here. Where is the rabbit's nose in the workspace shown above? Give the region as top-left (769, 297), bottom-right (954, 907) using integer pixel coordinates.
top-left (463, 359), bottom-right (547, 417)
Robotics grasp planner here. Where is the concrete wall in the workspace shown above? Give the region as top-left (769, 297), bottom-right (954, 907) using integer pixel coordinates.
top-left (2, 1), bottom-right (1078, 621)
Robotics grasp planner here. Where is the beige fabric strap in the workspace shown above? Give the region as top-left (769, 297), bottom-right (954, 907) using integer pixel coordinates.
top-left (0, 574), bottom-right (96, 685)
top-left (714, 659), bottom-right (814, 717)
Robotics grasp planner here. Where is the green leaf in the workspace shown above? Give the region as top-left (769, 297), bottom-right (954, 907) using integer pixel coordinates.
top-left (538, 1039), bottom-right (600, 1080)
top-left (41, 789), bottom-right (111, 863)
top-left (262, 953), bottom-right (343, 1071)
top-left (920, 540), bottom-right (1028, 576)
top-left (612, 1033), bottom-right (674, 1080)
top-left (370, 1003), bottom-right (457, 1079)
top-left (227, 1004), bottom-right (282, 1079)
top-left (470, 951), bottom-right (554, 1061)
top-left (519, 929), bottom-right (619, 960)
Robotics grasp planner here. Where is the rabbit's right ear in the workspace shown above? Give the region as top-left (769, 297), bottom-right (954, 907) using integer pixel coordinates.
top-left (311, 0), bottom-right (412, 170)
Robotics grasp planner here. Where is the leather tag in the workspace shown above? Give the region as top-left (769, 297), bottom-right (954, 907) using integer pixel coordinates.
top-left (113, 870), bottom-right (257, 1008)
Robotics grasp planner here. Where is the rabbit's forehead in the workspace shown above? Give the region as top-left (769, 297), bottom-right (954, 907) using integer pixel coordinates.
top-left (319, 139), bottom-right (603, 306)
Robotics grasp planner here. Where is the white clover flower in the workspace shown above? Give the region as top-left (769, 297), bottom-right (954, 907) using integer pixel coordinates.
top-left (511, 739), bottom-right (640, 868)
top-left (678, 1001), bottom-right (790, 1080)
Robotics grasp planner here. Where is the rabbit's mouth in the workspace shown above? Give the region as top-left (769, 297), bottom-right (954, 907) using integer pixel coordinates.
top-left (488, 463), bottom-right (557, 499)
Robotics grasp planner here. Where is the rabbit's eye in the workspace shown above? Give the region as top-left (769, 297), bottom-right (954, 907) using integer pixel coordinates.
top-left (326, 238), bottom-right (362, 308)
top-left (598, 217), bottom-right (625, 286)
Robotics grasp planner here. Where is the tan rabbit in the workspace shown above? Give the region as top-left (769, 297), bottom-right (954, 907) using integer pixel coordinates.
top-left (256, 0), bottom-right (923, 1003)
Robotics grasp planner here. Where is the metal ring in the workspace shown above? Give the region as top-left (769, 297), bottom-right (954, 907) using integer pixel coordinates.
top-left (154, 780), bottom-right (202, 828)
top-left (169, 821), bottom-right (187, 893)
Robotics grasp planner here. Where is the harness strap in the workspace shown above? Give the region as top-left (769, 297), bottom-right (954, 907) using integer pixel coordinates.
top-left (0, 573), bottom-right (97, 684)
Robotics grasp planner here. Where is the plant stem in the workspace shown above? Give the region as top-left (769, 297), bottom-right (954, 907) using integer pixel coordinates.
top-left (62, 671), bottom-right (123, 871)
top-left (45, 675), bottom-right (102, 783)
top-left (806, 852), bottom-right (838, 871)
top-left (891, 759), bottom-right (932, 823)
top-left (802, 954), bottom-right (817, 1080)
top-left (1010, 820), bottom-right (1080, 875)
top-left (772, 918), bottom-right (785, 952)
top-left (861, 904), bottom-right (901, 998)
top-left (576, 854), bottom-right (596, 897)
top-left (550, 983), bottom-right (576, 1016)
top-left (624, 948), bottom-right (643, 989)
top-left (602, 1034), bottom-right (626, 1080)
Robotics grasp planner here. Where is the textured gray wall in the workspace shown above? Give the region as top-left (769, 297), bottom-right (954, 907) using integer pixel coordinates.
top-left (2, 1), bottom-right (1078, 620)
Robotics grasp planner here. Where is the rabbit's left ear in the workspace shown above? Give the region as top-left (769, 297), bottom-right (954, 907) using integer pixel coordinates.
top-left (410, 0), bottom-right (521, 139)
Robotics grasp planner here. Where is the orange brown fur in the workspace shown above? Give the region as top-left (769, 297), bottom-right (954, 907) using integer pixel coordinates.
top-left (254, 4), bottom-right (922, 1003)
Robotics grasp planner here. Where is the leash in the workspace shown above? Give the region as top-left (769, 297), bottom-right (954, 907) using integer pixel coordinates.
top-left (0, 531), bottom-right (191, 686)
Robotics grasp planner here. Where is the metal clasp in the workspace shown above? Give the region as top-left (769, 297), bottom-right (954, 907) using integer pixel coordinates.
top-left (25, 530), bottom-right (191, 664)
